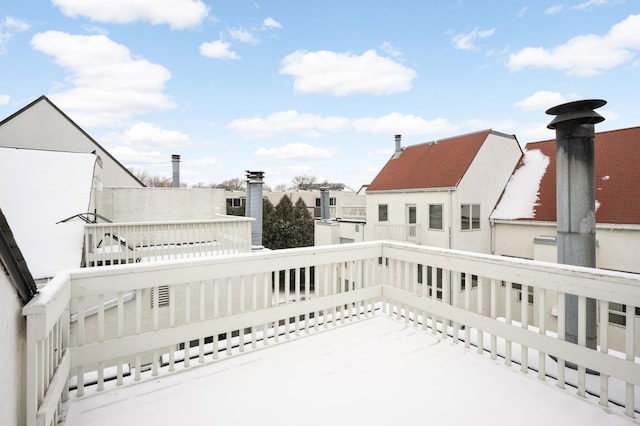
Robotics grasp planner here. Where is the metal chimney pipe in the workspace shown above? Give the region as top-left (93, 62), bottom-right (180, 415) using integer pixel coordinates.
top-left (393, 134), bottom-right (402, 159)
top-left (320, 187), bottom-right (330, 221)
top-left (546, 99), bottom-right (605, 350)
top-left (245, 170), bottom-right (265, 250)
top-left (171, 154), bottom-right (180, 188)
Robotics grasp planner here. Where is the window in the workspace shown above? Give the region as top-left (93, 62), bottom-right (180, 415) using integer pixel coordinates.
top-left (418, 265), bottom-right (443, 300)
top-left (511, 283), bottom-right (534, 304)
top-left (460, 273), bottom-right (478, 291)
top-left (315, 197), bottom-right (336, 207)
top-left (429, 204), bottom-right (443, 230)
top-left (226, 198), bottom-right (243, 207)
top-left (609, 303), bottom-right (640, 326)
top-left (461, 204), bottom-right (480, 230)
top-left (378, 204), bottom-right (388, 222)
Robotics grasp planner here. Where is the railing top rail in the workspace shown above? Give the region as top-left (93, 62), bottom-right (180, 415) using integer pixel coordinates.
top-left (382, 241), bottom-right (640, 305)
top-left (22, 272), bottom-right (71, 340)
top-left (68, 241), bottom-right (384, 295)
top-left (84, 216), bottom-right (254, 228)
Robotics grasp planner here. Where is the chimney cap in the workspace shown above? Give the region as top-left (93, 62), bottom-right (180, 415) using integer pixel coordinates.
top-left (171, 154), bottom-right (181, 160)
top-left (546, 99), bottom-right (606, 130)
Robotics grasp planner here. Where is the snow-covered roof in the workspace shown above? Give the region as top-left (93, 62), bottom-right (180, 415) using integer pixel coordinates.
top-left (64, 315), bottom-right (632, 425)
top-left (0, 147), bottom-right (97, 280)
top-left (492, 149), bottom-right (550, 220)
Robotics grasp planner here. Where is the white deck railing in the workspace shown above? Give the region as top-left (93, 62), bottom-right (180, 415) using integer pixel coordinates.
top-left (23, 241), bottom-right (640, 426)
top-left (83, 216), bottom-right (253, 267)
top-left (372, 223), bottom-right (419, 242)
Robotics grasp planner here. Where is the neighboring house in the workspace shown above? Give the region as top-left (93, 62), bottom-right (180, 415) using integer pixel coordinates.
top-left (0, 96), bottom-right (143, 188)
top-left (491, 126), bottom-right (640, 352)
top-left (0, 147), bottom-right (101, 283)
top-left (0, 208), bottom-right (38, 426)
top-left (364, 130), bottom-right (523, 254)
top-left (228, 189), bottom-right (366, 222)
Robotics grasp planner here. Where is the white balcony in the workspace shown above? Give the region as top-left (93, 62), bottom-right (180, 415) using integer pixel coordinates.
top-left (23, 241), bottom-right (640, 425)
top-left (372, 223), bottom-right (419, 243)
top-left (83, 215), bottom-right (253, 266)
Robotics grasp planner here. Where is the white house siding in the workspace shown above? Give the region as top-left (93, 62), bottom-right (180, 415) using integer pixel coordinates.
top-left (97, 187), bottom-right (226, 222)
top-left (0, 98), bottom-right (142, 188)
top-left (454, 132), bottom-right (523, 254)
top-left (0, 271), bottom-right (25, 426)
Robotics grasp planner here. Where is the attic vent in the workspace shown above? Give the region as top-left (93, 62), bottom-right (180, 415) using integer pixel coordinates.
top-left (151, 285), bottom-right (170, 307)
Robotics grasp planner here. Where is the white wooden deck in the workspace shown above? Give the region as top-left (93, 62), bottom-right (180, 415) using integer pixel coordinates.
top-left (64, 315), bottom-right (635, 426)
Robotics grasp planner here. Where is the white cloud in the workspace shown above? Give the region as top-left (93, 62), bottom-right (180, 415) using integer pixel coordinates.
top-left (228, 111), bottom-right (351, 139)
top-left (199, 40), bottom-right (240, 60)
top-left (352, 113), bottom-right (455, 136)
top-left (0, 94), bottom-right (9, 105)
top-left (121, 122), bottom-right (191, 149)
top-left (229, 111), bottom-right (454, 139)
top-left (380, 41), bottom-right (402, 57)
top-left (109, 145), bottom-right (166, 165)
top-left (508, 14), bottom-right (640, 76)
top-left (0, 16), bottom-right (30, 54)
top-left (229, 27), bottom-right (259, 44)
top-left (544, 5), bottom-right (564, 15)
top-left (573, 0), bottom-right (609, 11)
top-left (452, 28), bottom-right (496, 51)
top-left (263, 17), bottom-right (282, 29)
top-left (31, 31), bottom-right (174, 127)
top-left (51, 0), bottom-right (208, 30)
top-left (515, 91), bottom-right (571, 111)
top-left (256, 143), bottom-right (336, 160)
top-left (279, 49), bottom-right (416, 96)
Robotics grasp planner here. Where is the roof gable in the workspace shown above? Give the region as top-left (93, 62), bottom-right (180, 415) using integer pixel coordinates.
top-left (0, 96), bottom-right (144, 188)
top-left (495, 126), bottom-right (640, 225)
top-left (367, 130), bottom-right (492, 191)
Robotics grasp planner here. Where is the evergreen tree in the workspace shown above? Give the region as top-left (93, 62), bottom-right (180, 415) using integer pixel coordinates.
top-left (293, 198), bottom-right (314, 247)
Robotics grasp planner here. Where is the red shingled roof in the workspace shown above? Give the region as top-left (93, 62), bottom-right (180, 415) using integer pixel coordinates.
top-left (525, 126), bottom-right (640, 225)
top-left (367, 130), bottom-right (491, 191)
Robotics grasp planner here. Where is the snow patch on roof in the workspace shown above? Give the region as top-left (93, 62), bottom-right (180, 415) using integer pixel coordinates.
top-left (0, 148), bottom-right (96, 280)
top-left (492, 149), bottom-right (550, 220)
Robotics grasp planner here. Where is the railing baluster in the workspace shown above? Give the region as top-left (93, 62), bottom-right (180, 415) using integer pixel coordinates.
top-left (505, 282), bottom-right (512, 366)
top-left (625, 302), bottom-right (636, 418)
top-left (577, 295), bottom-right (587, 397)
top-left (598, 299), bottom-right (609, 407)
top-left (200, 281), bottom-right (206, 360)
top-left (252, 275), bottom-right (258, 348)
top-left (213, 279), bottom-right (219, 359)
top-left (521, 284), bottom-right (529, 373)
top-left (226, 277), bottom-right (232, 355)
top-left (477, 276), bottom-right (485, 354)
top-left (537, 288), bottom-right (547, 381)
top-left (556, 291), bottom-right (566, 389)
top-left (464, 272), bottom-right (471, 349)
top-left (490, 279), bottom-right (497, 360)
top-left (134, 288), bottom-right (142, 381)
top-left (239, 277), bottom-right (246, 351)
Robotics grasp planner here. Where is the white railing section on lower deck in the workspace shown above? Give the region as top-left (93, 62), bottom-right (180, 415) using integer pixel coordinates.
top-left (23, 241), bottom-right (640, 426)
top-left (373, 223), bottom-right (419, 243)
top-left (83, 215), bottom-right (253, 267)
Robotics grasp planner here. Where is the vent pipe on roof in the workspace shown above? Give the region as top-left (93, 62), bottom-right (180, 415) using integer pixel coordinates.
top-left (320, 186), bottom-right (330, 222)
top-left (245, 170), bottom-right (265, 250)
top-left (393, 134), bottom-right (402, 159)
top-left (171, 154), bottom-right (180, 188)
top-left (546, 99), bottom-right (605, 350)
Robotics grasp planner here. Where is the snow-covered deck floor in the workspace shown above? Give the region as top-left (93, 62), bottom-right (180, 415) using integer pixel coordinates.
top-left (65, 315), bottom-right (635, 425)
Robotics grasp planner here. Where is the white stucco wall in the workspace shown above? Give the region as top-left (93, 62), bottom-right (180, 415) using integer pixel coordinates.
top-left (96, 187), bottom-right (226, 222)
top-left (0, 269), bottom-right (25, 426)
top-left (0, 98), bottom-right (142, 188)
top-left (314, 221), bottom-right (341, 246)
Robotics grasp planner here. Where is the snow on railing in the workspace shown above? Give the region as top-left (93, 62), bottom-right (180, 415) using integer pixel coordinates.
top-left (83, 216), bottom-right (253, 267)
top-left (23, 241), bottom-right (640, 425)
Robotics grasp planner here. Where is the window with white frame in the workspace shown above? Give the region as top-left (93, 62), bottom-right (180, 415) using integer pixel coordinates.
top-left (460, 273), bottom-right (478, 291)
top-left (378, 204), bottom-right (388, 222)
top-left (429, 204), bottom-right (443, 230)
top-left (461, 204), bottom-right (480, 230)
top-left (609, 303), bottom-right (640, 326)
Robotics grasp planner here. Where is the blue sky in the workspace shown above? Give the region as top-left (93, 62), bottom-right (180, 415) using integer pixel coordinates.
top-left (1, 1), bottom-right (638, 190)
